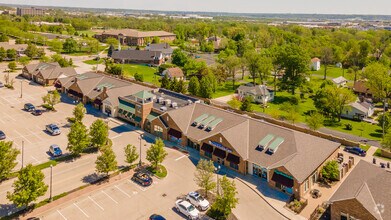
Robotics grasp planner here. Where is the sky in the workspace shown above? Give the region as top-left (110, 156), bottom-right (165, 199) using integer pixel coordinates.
top-left (1, 0), bottom-right (391, 15)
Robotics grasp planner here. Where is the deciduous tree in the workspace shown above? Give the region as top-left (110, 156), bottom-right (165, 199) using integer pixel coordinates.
top-left (73, 102), bottom-right (86, 123)
top-left (208, 176), bottom-right (239, 219)
top-left (321, 160), bottom-right (339, 181)
top-left (95, 142), bottom-right (117, 176)
top-left (146, 138), bottom-right (167, 170)
top-left (42, 90), bottom-right (61, 110)
top-left (124, 144), bottom-right (139, 166)
top-left (188, 76), bottom-right (200, 96)
top-left (67, 121), bottom-right (90, 156)
top-left (194, 159), bottom-right (216, 198)
top-left (306, 112), bottom-right (324, 130)
top-left (0, 141), bottom-right (20, 182)
top-left (89, 119), bottom-right (109, 149)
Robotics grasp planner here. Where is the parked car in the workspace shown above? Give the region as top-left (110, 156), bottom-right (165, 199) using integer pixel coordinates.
top-left (344, 146), bottom-right (366, 156)
top-left (46, 124), bottom-right (61, 135)
top-left (32, 109), bottom-right (43, 116)
top-left (131, 172), bottom-right (153, 186)
top-left (0, 130), bottom-right (6, 140)
top-left (0, 81), bottom-right (4, 88)
top-left (149, 214), bottom-right (166, 220)
top-left (186, 192), bottom-right (210, 211)
top-left (49, 144), bottom-right (62, 157)
top-left (24, 103), bottom-right (35, 112)
top-left (175, 199), bottom-right (199, 220)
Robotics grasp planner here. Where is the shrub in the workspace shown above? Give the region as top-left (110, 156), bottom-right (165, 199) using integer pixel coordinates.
top-left (134, 72), bottom-right (144, 82)
top-left (289, 96), bottom-right (299, 105)
top-left (321, 160), bottom-right (339, 181)
top-left (345, 123), bottom-right (353, 130)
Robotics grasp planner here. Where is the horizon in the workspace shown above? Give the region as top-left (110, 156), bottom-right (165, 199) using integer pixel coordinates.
top-left (1, 0), bottom-right (391, 16)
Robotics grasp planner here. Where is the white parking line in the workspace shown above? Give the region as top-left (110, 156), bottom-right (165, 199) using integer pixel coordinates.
top-left (114, 185), bottom-right (131, 198)
top-left (30, 156), bottom-right (40, 163)
top-left (74, 203), bottom-right (90, 218)
top-left (175, 155), bottom-right (187, 161)
top-left (13, 130), bottom-right (32, 144)
top-left (127, 179), bottom-right (146, 192)
top-left (88, 196), bottom-right (104, 211)
top-left (101, 190), bottom-right (119, 204)
top-left (57, 210), bottom-right (68, 220)
top-left (111, 134), bottom-right (122, 139)
top-left (2, 112), bottom-right (16, 121)
top-left (27, 128), bottom-right (44, 141)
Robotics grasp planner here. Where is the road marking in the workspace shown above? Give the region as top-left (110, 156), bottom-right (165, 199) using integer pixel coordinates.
top-left (74, 203), bottom-right (89, 218)
top-left (57, 210), bottom-right (68, 220)
top-left (13, 130), bottom-right (32, 144)
top-left (88, 196), bottom-right (104, 211)
top-left (114, 185), bottom-right (131, 198)
top-left (101, 190), bottom-right (119, 204)
top-left (30, 156), bottom-right (40, 163)
top-left (127, 179), bottom-right (147, 191)
top-left (2, 112), bottom-right (16, 121)
top-left (175, 155), bottom-right (187, 161)
top-left (111, 134), bottom-right (122, 139)
top-left (27, 128), bottom-right (44, 141)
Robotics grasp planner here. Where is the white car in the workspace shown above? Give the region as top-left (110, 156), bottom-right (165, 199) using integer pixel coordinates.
top-left (175, 199), bottom-right (199, 220)
top-left (186, 192), bottom-right (210, 211)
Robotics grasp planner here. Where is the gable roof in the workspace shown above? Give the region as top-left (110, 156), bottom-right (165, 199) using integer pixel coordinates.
top-left (111, 50), bottom-right (162, 61)
top-left (100, 29), bottom-right (176, 38)
top-left (332, 76), bottom-right (348, 85)
top-left (163, 103), bottom-right (340, 182)
top-left (237, 84), bottom-right (272, 96)
top-left (147, 43), bottom-right (173, 54)
top-left (330, 160), bottom-right (391, 220)
top-left (311, 57), bottom-right (320, 62)
top-left (349, 101), bottom-right (372, 114)
top-left (352, 80), bottom-right (372, 95)
top-left (166, 67), bottom-right (184, 78)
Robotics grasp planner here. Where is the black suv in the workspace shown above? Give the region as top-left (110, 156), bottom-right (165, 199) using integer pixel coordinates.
top-left (24, 103), bottom-right (35, 112)
top-left (131, 172), bottom-right (153, 186)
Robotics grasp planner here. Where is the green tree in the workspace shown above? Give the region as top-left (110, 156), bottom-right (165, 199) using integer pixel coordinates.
top-left (89, 119), bottom-right (109, 149)
top-left (105, 37), bottom-right (119, 47)
top-left (321, 160), bottom-right (339, 181)
top-left (67, 121), bottom-right (90, 156)
top-left (244, 50), bottom-right (261, 85)
top-left (194, 159), bottom-right (216, 199)
top-left (199, 76), bottom-right (214, 99)
top-left (0, 33), bottom-right (9, 42)
top-left (7, 164), bottom-right (48, 207)
top-left (8, 61), bottom-right (17, 72)
top-left (107, 44), bottom-right (114, 57)
top-left (285, 105), bottom-right (301, 124)
top-left (172, 49), bottom-right (188, 67)
top-left (277, 43), bottom-right (310, 94)
top-left (0, 141), bottom-right (20, 181)
top-left (95, 143), bottom-right (117, 176)
top-left (25, 44), bottom-right (44, 59)
top-left (134, 72), bottom-right (144, 82)
top-left (227, 96), bottom-right (242, 110)
top-left (50, 39), bottom-right (63, 53)
top-left (161, 74), bottom-right (171, 89)
top-left (176, 79), bottom-right (187, 94)
top-left (73, 102), bottom-right (86, 123)
top-left (378, 113), bottom-right (391, 133)
top-left (240, 96), bottom-right (253, 112)
top-left (42, 90), bottom-right (61, 110)
top-left (0, 47), bottom-right (6, 61)
top-left (146, 138), bottom-right (168, 170)
top-left (224, 55), bottom-right (240, 88)
top-left (124, 144), bottom-right (139, 166)
top-left (188, 76), bottom-right (200, 96)
top-left (169, 77), bottom-right (179, 91)
top-left (306, 112), bottom-right (324, 130)
top-left (6, 49), bottom-right (17, 60)
top-left (258, 53), bottom-right (273, 84)
top-left (63, 38), bottom-right (78, 53)
top-left (381, 128), bottom-right (391, 152)
top-left (18, 56), bottom-right (30, 66)
top-left (208, 176), bottom-right (239, 219)
top-left (321, 47), bottom-right (334, 80)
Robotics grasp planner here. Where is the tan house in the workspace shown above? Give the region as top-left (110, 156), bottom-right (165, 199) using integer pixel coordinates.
top-left (162, 67), bottom-right (184, 80)
top-left (94, 29), bottom-right (176, 46)
top-left (329, 160), bottom-right (390, 220)
top-left (22, 62), bottom-right (76, 86)
top-left (149, 103), bottom-right (340, 199)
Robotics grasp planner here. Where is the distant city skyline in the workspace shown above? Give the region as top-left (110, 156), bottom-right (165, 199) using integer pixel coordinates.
top-left (1, 0), bottom-right (391, 15)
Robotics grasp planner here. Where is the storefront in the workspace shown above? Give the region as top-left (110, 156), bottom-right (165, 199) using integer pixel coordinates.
top-left (168, 128), bottom-right (182, 144)
top-left (187, 139), bottom-right (200, 151)
top-left (271, 170), bottom-right (294, 194)
top-left (252, 164), bottom-right (268, 180)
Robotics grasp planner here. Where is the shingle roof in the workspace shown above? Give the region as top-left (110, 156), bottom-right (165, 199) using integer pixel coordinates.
top-left (162, 103), bottom-right (340, 182)
top-left (352, 80), bottom-right (372, 95)
top-left (111, 50), bottom-right (162, 61)
top-left (100, 29), bottom-right (176, 38)
top-left (237, 84), bottom-right (271, 96)
top-left (311, 57), bottom-right (320, 62)
top-left (329, 160), bottom-right (391, 220)
top-left (147, 43), bottom-right (173, 54)
top-left (166, 67), bottom-right (184, 78)
top-left (132, 90), bottom-right (154, 100)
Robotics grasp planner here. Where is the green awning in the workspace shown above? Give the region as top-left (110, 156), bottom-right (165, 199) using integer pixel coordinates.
top-left (119, 99), bottom-right (135, 114)
top-left (147, 112), bottom-right (160, 121)
top-left (132, 115), bottom-right (142, 122)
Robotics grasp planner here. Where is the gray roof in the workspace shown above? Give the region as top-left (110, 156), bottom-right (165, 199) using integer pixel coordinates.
top-left (111, 50), bottom-right (162, 61)
top-left (25, 62), bottom-right (76, 80)
top-left (237, 84), bottom-right (272, 96)
top-left (350, 101), bottom-right (372, 113)
top-left (162, 103), bottom-right (340, 182)
top-left (330, 160), bottom-right (391, 220)
top-left (147, 43), bottom-right (173, 54)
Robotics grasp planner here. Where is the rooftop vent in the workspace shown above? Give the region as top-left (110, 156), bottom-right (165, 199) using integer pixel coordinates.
top-left (267, 137), bottom-right (284, 154)
top-left (206, 118), bottom-right (223, 131)
top-left (171, 102), bottom-right (178, 108)
top-left (165, 99), bottom-right (172, 106)
top-left (158, 97), bottom-right (164, 103)
top-left (199, 115), bottom-right (216, 129)
top-left (256, 134), bottom-right (275, 151)
top-left (187, 100), bottom-right (193, 105)
top-left (192, 114), bottom-right (208, 126)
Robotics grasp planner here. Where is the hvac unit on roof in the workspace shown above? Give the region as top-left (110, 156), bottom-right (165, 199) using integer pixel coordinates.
top-left (165, 99), bottom-right (172, 106)
top-left (187, 100), bottom-right (193, 105)
top-left (160, 106), bottom-right (167, 112)
top-left (171, 102), bottom-right (178, 108)
top-left (157, 97), bottom-right (164, 103)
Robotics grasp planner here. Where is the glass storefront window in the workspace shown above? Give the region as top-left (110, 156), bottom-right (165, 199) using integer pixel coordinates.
top-left (205, 151), bottom-right (212, 158)
top-left (230, 162), bottom-right (238, 170)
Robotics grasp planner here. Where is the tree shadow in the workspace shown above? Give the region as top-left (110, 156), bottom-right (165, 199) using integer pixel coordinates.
top-left (375, 129), bottom-right (383, 133)
top-left (271, 95), bottom-right (291, 105)
top-left (369, 133), bottom-right (382, 138)
top-left (82, 173), bottom-right (101, 184)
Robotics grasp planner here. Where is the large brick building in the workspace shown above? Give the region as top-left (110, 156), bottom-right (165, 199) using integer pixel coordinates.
top-left (17, 7), bottom-right (45, 16)
top-left (94, 29), bottom-right (176, 46)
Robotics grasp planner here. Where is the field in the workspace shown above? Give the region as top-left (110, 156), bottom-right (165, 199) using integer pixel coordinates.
top-left (83, 59), bottom-right (103, 65)
top-left (121, 64), bottom-right (160, 85)
top-left (308, 65), bottom-right (356, 81)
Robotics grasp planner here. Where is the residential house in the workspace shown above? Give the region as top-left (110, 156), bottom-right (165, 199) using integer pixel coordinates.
top-left (329, 160), bottom-right (390, 220)
top-left (146, 43), bottom-right (173, 59)
top-left (22, 62), bottom-right (77, 86)
top-left (341, 101), bottom-right (374, 121)
top-left (237, 84), bottom-right (275, 104)
top-left (332, 76), bottom-right (348, 87)
top-left (94, 29), bottom-right (176, 46)
top-left (162, 67), bottom-right (184, 80)
top-left (352, 80), bottom-right (373, 98)
top-left (207, 36), bottom-right (222, 51)
top-left (111, 49), bottom-right (163, 66)
top-left (148, 103), bottom-right (340, 199)
top-left (311, 57), bottom-right (321, 71)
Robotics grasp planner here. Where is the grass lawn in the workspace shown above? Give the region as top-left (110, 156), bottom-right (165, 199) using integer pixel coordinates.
top-left (121, 64), bottom-right (160, 85)
top-left (373, 148), bottom-right (391, 161)
top-left (146, 165), bottom-right (167, 178)
top-left (83, 59), bottom-right (103, 65)
top-left (308, 65), bottom-right (356, 81)
top-left (212, 81), bottom-right (241, 98)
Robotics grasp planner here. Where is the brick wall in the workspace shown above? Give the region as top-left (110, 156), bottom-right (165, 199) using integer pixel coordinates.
top-left (330, 199), bottom-right (376, 220)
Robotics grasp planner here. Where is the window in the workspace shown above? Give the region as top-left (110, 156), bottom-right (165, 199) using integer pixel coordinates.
top-left (154, 125), bottom-right (163, 138)
top-left (219, 137), bottom-right (222, 142)
top-left (340, 212), bottom-right (348, 220)
top-left (304, 180), bottom-right (309, 192)
top-left (230, 162), bottom-right (239, 170)
top-left (136, 105), bottom-right (141, 113)
top-left (204, 151), bottom-right (212, 158)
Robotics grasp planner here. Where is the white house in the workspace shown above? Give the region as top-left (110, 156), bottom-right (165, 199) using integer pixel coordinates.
top-left (341, 101), bottom-right (374, 121)
top-left (332, 76), bottom-right (348, 87)
top-left (237, 84), bottom-right (274, 104)
top-left (311, 57), bottom-right (321, 71)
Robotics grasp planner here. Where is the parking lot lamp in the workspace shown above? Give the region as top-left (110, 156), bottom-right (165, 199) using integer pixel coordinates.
top-left (20, 80), bottom-right (23, 98)
top-left (49, 165), bottom-right (53, 202)
top-left (215, 165), bottom-right (221, 195)
top-left (138, 134), bottom-right (144, 167)
top-left (21, 140), bottom-right (24, 169)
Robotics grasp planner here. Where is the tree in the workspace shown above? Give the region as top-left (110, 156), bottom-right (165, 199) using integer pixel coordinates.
top-left (50, 39), bottom-right (63, 53)
top-left (25, 44), bottom-right (44, 59)
top-left (172, 49), bottom-right (188, 67)
top-left (258, 53), bottom-right (273, 84)
top-left (0, 141), bottom-right (20, 181)
top-left (188, 76), bottom-right (200, 96)
top-left (224, 55), bottom-right (240, 88)
top-left (240, 96), bottom-right (253, 112)
top-left (227, 96), bottom-right (242, 110)
top-left (18, 56), bottom-right (30, 66)
top-left (107, 65), bottom-right (123, 76)
top-left (277, 44), bottom-right (310, 94)
top-left (0, 33), bottom-right (9, 42)
top-left (105, 37), bottom-right (119, 47)
top-left (160, 74), bottom-right (171, 89)
top-left (0, 47), bottom-right (6, 61)
top-left (381, 128), bottom-right (391, 152)
top-left (107, 44), bottom-right (114, 57)
top-left (321, 160), bottom-right (339, 181)
top-left (169, 77), bottom-right (178, 91)
top-left (361, 62), bottom-right (391, 101)
top-left (306, 112), bottom-right (324, 130)
top-left (176, 79), bottom-right (187, 94)
top-left (285, 105), bottom-right (301, 124)
top-left (134, 72), bottom-right (144, 82)
top-left (146, 138), bottom-right (167, 170)
top-left (378, 113), bottom-right (391, 133)
top-left (199, 76), bottom-right (214, 99)
top-left (89, 119), bottom-right (109, 149)
top-left (67, 121), bottom-right (90, 156)
top-left (8, 61), bottom-right (17, 72)
top-left (42, 90), bottom-right (61, 110)
top-left (63, 38), bottom-right (78, 53)
top-left (194, 159), bottom-right (216, 198)
top-left (7, 164), bottom-right (48, 207)
top-left (73, 102), bottom-right (86, 123)
top-left (321, 47), bottom-right (334, 80)
top-left (95, 143), bottom-right (117, 176)
top-left (6, 49), bottom-right (17, 60)
top-left (124, 144), bottom-right (139, 166)
top-left (209, 176), bottom-right (239, 219)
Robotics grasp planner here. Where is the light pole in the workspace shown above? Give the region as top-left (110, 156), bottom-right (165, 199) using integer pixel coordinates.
top-left (20, 80), bottom-right (23, 98)
top-left (21, 140), bottom-right (24, 169)
top-left (49, 165), bottom-right (53, 202)
top-left (138, 134), bottom-right (144, 167)
top-left (215, 165), bottom-right (221, 196)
